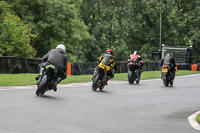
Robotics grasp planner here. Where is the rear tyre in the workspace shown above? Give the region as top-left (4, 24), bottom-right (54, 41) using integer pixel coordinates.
top-left (92, 75), bottom-right (100, 91)
top-left (36, 75), bottom-right (48, 96)
top-left (163, 76), bottom-right (169, 87)
top-left (128, 71), bottom-right (134, 84)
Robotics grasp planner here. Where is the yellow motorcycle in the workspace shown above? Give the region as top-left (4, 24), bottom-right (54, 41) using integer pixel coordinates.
top-left (92, 58), bottom-right (113, 91)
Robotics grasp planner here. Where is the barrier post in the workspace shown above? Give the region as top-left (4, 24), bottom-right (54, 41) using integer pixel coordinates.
top-left (191, 64), bottom-right (197, 71)
top-left (67, 63), bottom-right (71, 75)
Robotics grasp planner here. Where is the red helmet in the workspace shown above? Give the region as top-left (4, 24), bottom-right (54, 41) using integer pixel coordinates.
top-left (106, 49), bottom-right (113, 55)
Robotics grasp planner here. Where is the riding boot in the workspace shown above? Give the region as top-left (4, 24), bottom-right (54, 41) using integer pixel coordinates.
top-left (53, 78), bottom-right (62, 92)
top-left (105, 78), bottom-right (108, 85)
top-left (136, 70), bottom-right (140, 81)
top-left (92, 67), bottom-right (98, 80)
top-left (53, 85), bottom-right (57, 92)
top-left (35, 65), bottom-right (44, 81)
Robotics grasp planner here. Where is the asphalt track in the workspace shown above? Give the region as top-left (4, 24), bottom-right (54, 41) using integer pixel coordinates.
top-left (0, 74), bottom-right (200, 133)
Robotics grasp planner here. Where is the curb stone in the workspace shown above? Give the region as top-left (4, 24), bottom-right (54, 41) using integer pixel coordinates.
top-left (188, 111), bottom-right (200, 131)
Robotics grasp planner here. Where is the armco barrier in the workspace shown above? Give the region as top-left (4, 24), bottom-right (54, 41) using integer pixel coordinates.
top-left (0, 57), bottom-right (199, 74)
top-left (0, 56), bottom-right (41, 74)
top-left (176, 63), bottom-right (191, 71)
top-left (68, 61), bottom-right (162, 75)
top-left (198, 63), bottom-right (200, 71)
top-left (71, 62), bottom-right (98, 75)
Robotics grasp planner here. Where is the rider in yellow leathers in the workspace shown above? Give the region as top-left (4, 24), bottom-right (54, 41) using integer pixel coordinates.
top-left (93, 49), bottom-right (117, 84)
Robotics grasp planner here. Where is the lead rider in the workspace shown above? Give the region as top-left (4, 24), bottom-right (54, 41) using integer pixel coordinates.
top-left (35, 44), bottom-right (67, 91)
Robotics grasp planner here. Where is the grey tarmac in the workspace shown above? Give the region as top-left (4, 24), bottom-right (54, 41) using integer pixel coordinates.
top-left (0, 74), bottom-right (200, 133)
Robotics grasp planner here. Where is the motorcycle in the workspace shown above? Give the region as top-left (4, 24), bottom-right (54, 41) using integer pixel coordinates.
top-left (127, 60), bottom-right (141, 84)
top-left (161, 65), bottom-right (175, 86)
top-left (92, 62), bottom-right (112, 91)
top-left (36, 65), bottom-right (59, 96)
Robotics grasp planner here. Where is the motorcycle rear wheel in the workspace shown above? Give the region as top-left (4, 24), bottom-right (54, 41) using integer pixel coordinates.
top-left (128, 71), bottom-right (134, 84)
top-left (92, 75), bottom-right (100, 91)
top-left (36, 75), bottom-right (48, 96)
top-left (163, 76), bottom-right (169, 87)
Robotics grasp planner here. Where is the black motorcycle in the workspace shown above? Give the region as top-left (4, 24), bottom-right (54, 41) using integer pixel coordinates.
top-left (127, 60), bottom-right (141, 84)
top-left (161, 65), bottom-right (175, 87)
top-left (36, 65), bottom-right (58, 96)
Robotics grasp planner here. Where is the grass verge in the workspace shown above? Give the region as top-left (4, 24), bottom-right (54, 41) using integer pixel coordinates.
top-left (196, 114), bottom-right (200, 123)
top-left (0, 70), bottom-right (200, 86)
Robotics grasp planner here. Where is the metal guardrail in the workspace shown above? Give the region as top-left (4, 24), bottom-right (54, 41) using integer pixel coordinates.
top-left (0, 57), bottom-right (198, 74)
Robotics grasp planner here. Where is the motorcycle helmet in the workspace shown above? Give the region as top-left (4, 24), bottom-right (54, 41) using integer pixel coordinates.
top-left (106, 49), bottom-right (113, 55)
top-left (166, 53), bottom-right (172, 57)
top-left (56, 44), bottom-right (66, 53)
top-left (133, 51), bottom-right (139, 56)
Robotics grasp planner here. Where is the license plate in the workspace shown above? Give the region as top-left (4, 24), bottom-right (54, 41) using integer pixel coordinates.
top-left (162, 68), bottom-right (168, 73)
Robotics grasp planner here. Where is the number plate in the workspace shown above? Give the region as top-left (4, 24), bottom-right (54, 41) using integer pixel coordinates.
top-left (162, 68), bottom-right (168, 73)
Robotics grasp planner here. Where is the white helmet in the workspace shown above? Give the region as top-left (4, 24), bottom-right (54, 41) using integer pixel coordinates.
top-left (56, 44), bottom-right (66, 53)
top-left (133, 51), bottom-right (139, 56)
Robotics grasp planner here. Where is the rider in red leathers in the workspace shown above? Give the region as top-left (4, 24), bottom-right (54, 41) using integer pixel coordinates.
top-left (128, 51), bottom-right (144, 77)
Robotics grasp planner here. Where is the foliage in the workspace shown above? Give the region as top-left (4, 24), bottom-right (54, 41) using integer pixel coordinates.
top-left (80, 0), bottom-right (200, 62)
top-left (1, 0), bottom-right (200, 62)
top-left (6, 0), bottom-right (89, 62)
top-left (0, 1), bottom-right (36, 58)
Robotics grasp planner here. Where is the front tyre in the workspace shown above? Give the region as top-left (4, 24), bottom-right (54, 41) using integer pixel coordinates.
top-left (36, 75), bottom-right (48, 96)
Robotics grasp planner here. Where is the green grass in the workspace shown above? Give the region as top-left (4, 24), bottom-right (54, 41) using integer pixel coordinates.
top-left (0, 70), bottom-right (200, 86)
top-left (196, 114), bottom-right (200, 123)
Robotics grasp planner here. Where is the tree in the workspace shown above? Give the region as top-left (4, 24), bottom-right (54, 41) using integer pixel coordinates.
top-left (0, 1), bottom-right (36, 58)
top-left (80, 0), bottom-right (134, 61)
top-left (6, 0), bottom-right (89, 62)
top-left (3, 0), bottom-right (200, 62)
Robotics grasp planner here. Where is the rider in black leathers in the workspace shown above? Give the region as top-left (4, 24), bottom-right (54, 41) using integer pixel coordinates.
top-left (35, 44), bottom-right (67, 91)
top-left (161, 53), bottom-right (176, 79)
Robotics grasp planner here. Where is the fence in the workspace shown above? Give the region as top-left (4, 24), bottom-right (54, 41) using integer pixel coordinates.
top-left (0, 57), bottom-right (199, 74)
top-left (161, 45), bottom-right (192, 63)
